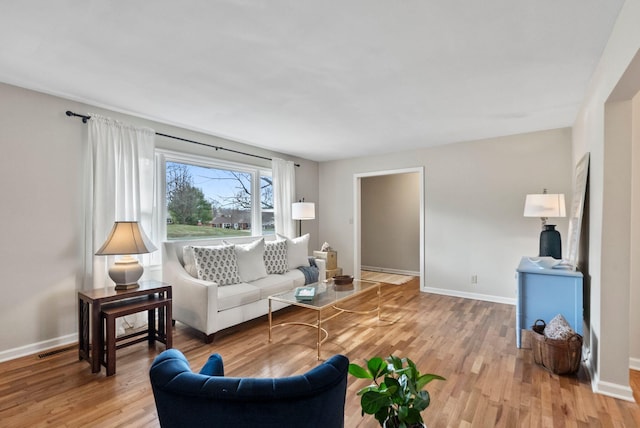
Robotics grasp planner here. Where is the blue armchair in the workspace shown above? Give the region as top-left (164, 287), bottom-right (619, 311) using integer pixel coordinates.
top-left (149, 349), bottom-right (349, 428)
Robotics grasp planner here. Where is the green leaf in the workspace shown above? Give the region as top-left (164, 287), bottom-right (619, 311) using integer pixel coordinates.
top-left (349, 363), bottom-right (373, 379)
top-left (383, 376), bottom-right (401, 397)
top-left (403, 407), bottom-right (422, 424)
top-left (367, 357), bottom-right (388, 379)
top-left (361, 391), bottom-right (391, 415)
top-left (415, 373), bottom-right (446, 390)
top-left (356, 384), bottom-right (380, 396)
top-left (387, 355), bottom-right (403, 370)
top-left (413, 390), bottom-right (430, 411)
top-left (374, 407), bottom-right (390, 427)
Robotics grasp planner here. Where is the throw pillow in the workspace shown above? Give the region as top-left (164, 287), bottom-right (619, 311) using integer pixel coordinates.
top-left (277, 233), bottom-right (310, 270)
top-left (192, 245), bottom-right (241, 286)
top-left (264, 240), bottom-right (288, 274)
top-left (223, 238), bottom-right (267, 283)
top-left (182, 245), bottom-right (198, 278)
top-left (544, 314), bottom-right (575, 340)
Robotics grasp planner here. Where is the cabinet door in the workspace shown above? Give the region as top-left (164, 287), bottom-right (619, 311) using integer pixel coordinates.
top-left (520, 272), bottom-right (582, 334)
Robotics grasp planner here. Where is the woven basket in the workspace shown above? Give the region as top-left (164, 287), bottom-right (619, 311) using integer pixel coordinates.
top-left (531, 319), bottom-right (583, 375)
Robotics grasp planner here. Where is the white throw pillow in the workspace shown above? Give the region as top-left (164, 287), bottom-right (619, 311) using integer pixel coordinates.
top-left (264, 240), bottom-right (288, 274)
top-left (223, 238), bottom-right (267, 283)
top-left (277, 233), bottom-right (310, 270)
top-left (192, 245), bottom-right (241, 286)
top-left (182, 245), bottom-right (198, 278)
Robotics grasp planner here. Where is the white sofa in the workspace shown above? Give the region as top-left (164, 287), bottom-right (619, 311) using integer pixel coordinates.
top-left (162, 235), bottom-right (325, 342)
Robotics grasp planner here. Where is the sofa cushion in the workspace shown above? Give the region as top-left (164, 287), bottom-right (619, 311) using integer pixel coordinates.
top-left (217, 283), bottom-right (261, 311)
top-left (264, 240), bottom-right (288, 274)
top-left (281, 269), bottom-right (307, 288)
top-left (224, 238), bottom-right (268, 283)
top-left (277, 233), bottom-right (310, 270)
top-left (250, 275), bottom-right (296, 299)
top-left (192, 245), bottom-right (241, 286)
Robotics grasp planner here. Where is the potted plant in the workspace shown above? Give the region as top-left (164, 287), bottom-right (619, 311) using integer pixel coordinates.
top-left (348, 355), bottom-right (445, 428)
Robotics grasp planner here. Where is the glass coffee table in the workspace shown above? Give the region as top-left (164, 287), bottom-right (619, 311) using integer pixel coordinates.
top-left (268, 279), bottom-right (382, 360)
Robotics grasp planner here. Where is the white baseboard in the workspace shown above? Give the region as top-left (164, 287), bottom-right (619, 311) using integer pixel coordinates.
top-left (361, 265), bottom-right (420, 276)
top-left (592, 378), bottom-right (635, 402)
top-left (0, 333), bottom-right (78, 363)
top-left (421, 286), bottom-right (516, 306)
top-left (630, 357), bottom-right (640, 371)
top-left (582, 338), bottom-right (636, 402)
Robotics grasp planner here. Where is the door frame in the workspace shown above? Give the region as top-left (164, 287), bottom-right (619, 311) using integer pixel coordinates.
top-left (353, 166), bottom-right (425, 289)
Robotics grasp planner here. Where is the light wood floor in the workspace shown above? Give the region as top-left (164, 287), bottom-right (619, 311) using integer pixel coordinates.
top-left (1, 278), bottom-right (640, 427)
top-left (360, 270), bottom-right (415, 285)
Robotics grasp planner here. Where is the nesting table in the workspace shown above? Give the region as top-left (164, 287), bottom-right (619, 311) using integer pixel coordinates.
top-left (78, 280), bottom-right (172, 375)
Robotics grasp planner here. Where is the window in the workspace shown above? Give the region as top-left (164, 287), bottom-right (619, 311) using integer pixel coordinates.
top-left (162, 153), bottom-right (272, 240)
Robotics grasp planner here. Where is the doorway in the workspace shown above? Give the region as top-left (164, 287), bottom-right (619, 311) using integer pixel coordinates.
top-left (353, 167), bottom-right (425, 289)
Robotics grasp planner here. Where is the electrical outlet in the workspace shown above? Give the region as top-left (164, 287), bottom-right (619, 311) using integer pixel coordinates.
top-left (471, 275), bottom-right (478, 284)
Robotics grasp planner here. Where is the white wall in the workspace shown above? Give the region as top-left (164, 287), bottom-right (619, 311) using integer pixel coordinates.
top-left (361, 173), bottom-right (420, 273)
top-left (319, 127), bottom-right (572, 304)
top-left (0, 83), bottom-right (84, 358)
top-left (0, 82), bottom-right (318, 360)
top-left (571, 0), bottom-right (640, 401)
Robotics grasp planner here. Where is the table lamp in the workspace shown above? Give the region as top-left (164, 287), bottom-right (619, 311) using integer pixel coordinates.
top-left (95, 221), bottom-right (157, 289)
top-left (523, 190), bottom-right (566, 259)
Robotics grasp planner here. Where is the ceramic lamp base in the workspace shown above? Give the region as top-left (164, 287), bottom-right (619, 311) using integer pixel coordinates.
top-left (109, 255), bottom-right (143, 289)
top-left (539, 224), bottom-right (562, 260)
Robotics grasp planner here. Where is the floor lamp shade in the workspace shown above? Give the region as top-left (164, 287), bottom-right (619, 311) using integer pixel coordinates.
top-left (95, 221), bottom-right (157, 289)
top-left (292, 201), bottom-right (315, 237)
top-left (292, 202), bottom-right (316, 220)
top-left (523, 193), bottom-right (566, 259)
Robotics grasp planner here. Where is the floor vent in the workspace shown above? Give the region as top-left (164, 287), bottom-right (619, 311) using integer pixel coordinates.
top-left (38, 345), bottom-right (75, 359)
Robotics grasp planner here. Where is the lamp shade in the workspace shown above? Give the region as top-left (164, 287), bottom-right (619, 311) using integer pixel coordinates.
top-left (95, 221), bottom-right (157, 255)
top-left (523, 194), bottom-right (566, 218)
top-left (95, 221), bottom-right (156, 289)
top-left (292, 202), bottom-right (316, 220)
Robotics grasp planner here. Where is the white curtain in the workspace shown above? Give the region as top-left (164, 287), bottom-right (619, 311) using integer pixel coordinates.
top-left (83, 114), bottom-right (157, 334)
top-left (272, 158), bottom-right (296, 238)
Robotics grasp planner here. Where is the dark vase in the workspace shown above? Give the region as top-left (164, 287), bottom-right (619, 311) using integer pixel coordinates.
top-left (539, 224), bottom-right (562, 259)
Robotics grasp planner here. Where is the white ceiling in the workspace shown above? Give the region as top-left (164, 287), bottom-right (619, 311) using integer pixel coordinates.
top-left (0, 1), bottom-right (624, 162)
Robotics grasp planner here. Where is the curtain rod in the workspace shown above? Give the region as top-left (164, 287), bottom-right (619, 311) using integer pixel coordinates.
top-left (65, 110), bottom-right (300, 167)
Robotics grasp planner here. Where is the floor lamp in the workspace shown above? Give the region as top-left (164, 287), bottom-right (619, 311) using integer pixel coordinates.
top-left (292, 199), bottom-right (315, 237)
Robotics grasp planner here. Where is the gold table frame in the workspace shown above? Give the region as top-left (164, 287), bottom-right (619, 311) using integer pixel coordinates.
top-left (268, 279), bottom-right (382, 360)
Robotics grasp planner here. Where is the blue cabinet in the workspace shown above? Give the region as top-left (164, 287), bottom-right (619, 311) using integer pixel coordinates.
top-left (516, 257), bottom-right (583, 348)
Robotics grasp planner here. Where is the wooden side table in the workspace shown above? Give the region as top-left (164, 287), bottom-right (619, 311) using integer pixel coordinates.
top-left (78, 280), bottom-right (172, 374)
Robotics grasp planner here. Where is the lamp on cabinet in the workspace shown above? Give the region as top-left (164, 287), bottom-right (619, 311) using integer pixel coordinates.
top-left (523, 190), bottom-right (566, 259)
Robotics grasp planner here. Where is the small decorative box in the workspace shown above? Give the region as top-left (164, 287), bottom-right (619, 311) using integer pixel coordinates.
top-left (294, 286), bottom-right (316, 301)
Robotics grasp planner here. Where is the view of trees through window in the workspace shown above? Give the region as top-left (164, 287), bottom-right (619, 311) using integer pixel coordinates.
top-left (166, 160), bottom-right (273, 240)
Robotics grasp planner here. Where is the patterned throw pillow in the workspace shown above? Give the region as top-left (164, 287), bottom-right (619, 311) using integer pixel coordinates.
top-left (544, 314), bottom-right (575, 340)
top-left (192, 245), bottom-right (241, 286)
top-left (264, 240), bottom-right (288, 274)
